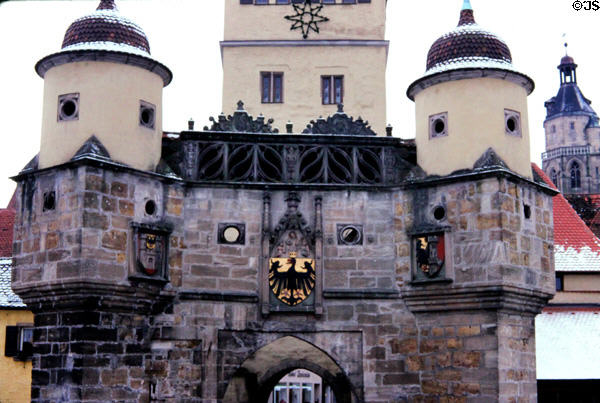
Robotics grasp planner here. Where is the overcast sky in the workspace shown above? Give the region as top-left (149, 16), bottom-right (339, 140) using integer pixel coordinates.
top-left (0, 0), bottom-right (596, 206)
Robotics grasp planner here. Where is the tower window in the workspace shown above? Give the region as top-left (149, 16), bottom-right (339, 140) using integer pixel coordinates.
top-left (261, 72), bottom-right (283, 103)
top-left (550, 169), bottom-right (558, 187)
top-left (139, 101), bottom-right (156, 129)
top-left (58, 93), bottom-right (79, 121)
top-left (570, 161), bottom-right (581, 189)
top-left (551, 125), bottom-right (556, 133)
top-left (429, 112), bottom-right (448, 139)
top-left (570, 121), bottom-right (575, 130)
top-left (322, 75), bottom-right (343, 105)
top-left (504, 109), bottom-right (522, 137)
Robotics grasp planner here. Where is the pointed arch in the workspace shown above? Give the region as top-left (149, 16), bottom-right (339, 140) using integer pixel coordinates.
top-left (222, 336), bottom-right (361, 403)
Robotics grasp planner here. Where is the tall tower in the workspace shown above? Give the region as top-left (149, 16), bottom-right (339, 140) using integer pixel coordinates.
top-left (35, 0), bottom-right (172, 171)
top-left (542, 52), bottom-right (600, 194)
top-left (407, 0), bottom-right (534, 178)
top-left (221, 0), bottom-right (387, 135)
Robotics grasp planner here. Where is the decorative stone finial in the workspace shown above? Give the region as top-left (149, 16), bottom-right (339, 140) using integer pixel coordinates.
top-left (203, 102), bottom-right (278, 133)
top-left (458, 0), bottom-right (475, 25)
top-left (96, 0), bottom-right (117, 11)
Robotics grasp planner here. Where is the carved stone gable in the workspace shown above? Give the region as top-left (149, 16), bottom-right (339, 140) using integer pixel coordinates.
top-left (203, 101), bottom-right (278, 134)
top-left (302, 104), bottom-right (377, 136)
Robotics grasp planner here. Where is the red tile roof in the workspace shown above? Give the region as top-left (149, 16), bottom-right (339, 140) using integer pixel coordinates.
top-left (532, 163), bottom-right (600, 271)
top-left (0, 192), bottom-right (16, 258)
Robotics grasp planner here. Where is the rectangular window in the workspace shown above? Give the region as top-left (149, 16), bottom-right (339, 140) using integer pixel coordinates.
top-left (261, 72), bottom-right (283, 103)
top-left (4, 325), bottom-right (33, 360)
top-left (342, 0), bottom-right (356, 3)
top-left (321, 75), bottom-right (343, 105)
top-left (555, 273), bottom-right (564, 291)
top-left (322, 0), bottom-right (335, 3)
top-left (276, 0), bottom-right (290, 3)
top-left (240, 0), bottom-right (253, 4)
top-left (255, 0), bottom-right (268, 3)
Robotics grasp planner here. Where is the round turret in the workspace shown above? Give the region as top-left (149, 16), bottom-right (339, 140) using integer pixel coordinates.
top-left (407, 0), bottom-right (534, 178)
top-left (36, 0), bottom-right (172, 171)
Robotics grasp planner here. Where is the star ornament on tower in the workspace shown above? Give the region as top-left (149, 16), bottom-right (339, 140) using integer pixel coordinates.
top-left (285, 0), bottom-right (329, 39)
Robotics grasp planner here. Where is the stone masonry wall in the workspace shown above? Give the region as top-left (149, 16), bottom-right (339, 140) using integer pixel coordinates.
top-left (399, 175), bottom-right (554, 402)
top-left (12, 163), bottom-right (554, 402)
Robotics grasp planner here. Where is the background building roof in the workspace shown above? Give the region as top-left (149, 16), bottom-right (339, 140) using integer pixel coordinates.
top-left (0, 260), bottom-right (24, 308)
top-left (536, 310), bottom-right (600, 379)
top-left (533, 163), bottom-right (600, 272)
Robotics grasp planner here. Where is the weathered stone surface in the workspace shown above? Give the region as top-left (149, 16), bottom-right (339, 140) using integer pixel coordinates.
top-left (11, 162), bottom-right (553, 403)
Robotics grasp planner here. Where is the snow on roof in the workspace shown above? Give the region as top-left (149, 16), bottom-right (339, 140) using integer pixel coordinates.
top-left (61, 3), bottom-right (151, 56)
top-left (424, 56), bottom-right (517, 76)
top-left (61, 41), bottom-right (150, 58)
top-left (536, 310), bottom-right (600, 379)
top-left (532, 163), bottom-right (600, 272)
top-left (0, 261), bottom-right (25, 309)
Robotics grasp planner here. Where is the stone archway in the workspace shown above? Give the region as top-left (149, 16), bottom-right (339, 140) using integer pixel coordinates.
top-left (222, 336), bottom-right (360, 403)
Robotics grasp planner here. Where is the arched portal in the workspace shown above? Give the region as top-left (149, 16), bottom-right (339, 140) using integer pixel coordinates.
top-left (222, 336), bottom-right (360, 403)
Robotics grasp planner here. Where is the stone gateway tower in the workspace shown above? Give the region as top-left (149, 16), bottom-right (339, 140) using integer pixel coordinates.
top-left (12, 1), bottom-right (555, 402)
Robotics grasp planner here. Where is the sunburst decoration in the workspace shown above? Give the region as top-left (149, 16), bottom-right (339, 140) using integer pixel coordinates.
top-left (284, 0), bottom-right (329, 39)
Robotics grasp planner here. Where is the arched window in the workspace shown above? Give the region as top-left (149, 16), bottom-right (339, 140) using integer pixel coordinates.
top-left (570, 161), bottom-right (581, 189)
top-left (550, 169), bottom-right (558, 187)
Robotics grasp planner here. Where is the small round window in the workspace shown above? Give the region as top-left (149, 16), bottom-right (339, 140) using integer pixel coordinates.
top-left (58, 93), bottom-right (79, 121)
top-left (218, 223), bottom-right (245, 245)
top-left (506, 117), bottom-right (518, 132)
top-left (504, 109), bottom-right (521, 137)
top-left (140, 101), bottom-right (156, 129)
top-left (145, 200), bottom-right (156, 216)
top-left (434, 119), bottom-right (445, 134)
top-left (338, 224), bottom-right (363, 246)
top-left (429, 112), bottom-right (448, 139)
top-left (223, 226), bottom-right (240, 243)
top-left (433, 206), bottom-right (446, 221)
